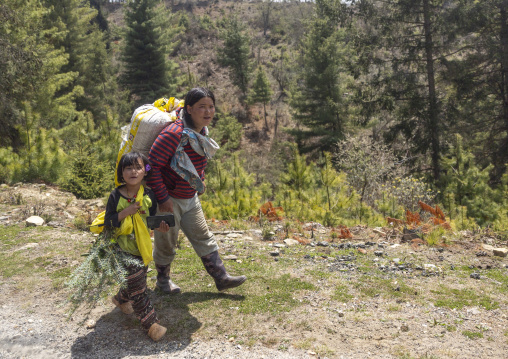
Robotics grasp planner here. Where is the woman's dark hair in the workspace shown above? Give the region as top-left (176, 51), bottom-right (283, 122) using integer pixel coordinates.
top-left (182, 87), bottom-right (215, 129)
top-left (117, 151), bottom-right (152, 184)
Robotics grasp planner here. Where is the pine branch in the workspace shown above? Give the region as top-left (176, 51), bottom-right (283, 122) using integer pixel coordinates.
top-left (65, 228), bottom-right (143, 316)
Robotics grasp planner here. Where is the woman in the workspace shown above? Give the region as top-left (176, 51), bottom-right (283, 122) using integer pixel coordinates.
top-left (147, 87), bottom-right (246, 294)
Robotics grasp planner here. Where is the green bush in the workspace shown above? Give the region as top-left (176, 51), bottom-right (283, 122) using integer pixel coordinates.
top-left (0, 128), bottom-right (66, 184)
top-left (59, 149), bottom-right (114, 199)
top-left (202, 153), bottom-right (261, 219)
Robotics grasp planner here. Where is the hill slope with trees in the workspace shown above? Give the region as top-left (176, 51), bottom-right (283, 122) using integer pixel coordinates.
top-left (0, 0), bottom-right (507, 233)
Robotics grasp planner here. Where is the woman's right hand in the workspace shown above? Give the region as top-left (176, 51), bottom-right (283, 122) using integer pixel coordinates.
top-left (159, 198), bottom-right (174, 213)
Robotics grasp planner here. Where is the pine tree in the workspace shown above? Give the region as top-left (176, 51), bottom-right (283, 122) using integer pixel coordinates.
top-left (355, 0), bottom-right (457, 182)
top-left (0, 0), bottom-right (43, 146)
top-left (152, 2), bottom-right (182, 94)
top-left (272, 46), bottom-right (294, 100)
top-left (201, 153), bottom-right (261, 219)
top-left (441, 1), bottom-right (508, 184)
top-left (217, 15), bottom-right (252, 96)
top-left (289, 0), bottom-right (354, 153)
top-left (440, 134), bottom-right (501, 227)
top-left (279, 145), bottom-right (314, 219)
top-left (318, 152), bottom-right (342, 211)
top-left (0, 0), bottom-right (77, 145)
top-left (121, 0), bottom-right (171, 106)
top-left (249, 66), bottom-right (273, 130)
top-left (42, 0), bottom-right (104, 126)
top-left (88, 0), bottom-right (109, 32)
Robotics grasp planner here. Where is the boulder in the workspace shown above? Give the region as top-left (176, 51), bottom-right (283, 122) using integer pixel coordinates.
top-left (482, 244), bottom-right (495, 251)
top-left (283, 238), bottom-right (300, 246)
top-left (26, 216), bottom-right (44, 226)
top-left (493, 248), bottom-right (508, 257)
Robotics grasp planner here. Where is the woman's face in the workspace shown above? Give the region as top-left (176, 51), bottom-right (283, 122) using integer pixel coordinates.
top-left (186, 97), bottom-right (215, 132)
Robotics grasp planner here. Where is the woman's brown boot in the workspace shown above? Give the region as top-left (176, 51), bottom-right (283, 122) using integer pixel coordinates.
top-left (155, 264), bottom-right (181, 294)
top-left (148, 323), bottom-right (167, 341)
top-left (201, 250), bottom-right (247, 291)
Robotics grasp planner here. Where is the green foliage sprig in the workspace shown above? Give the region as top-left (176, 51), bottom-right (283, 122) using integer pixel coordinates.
top-left (66, 228), bottom-right (143, 315)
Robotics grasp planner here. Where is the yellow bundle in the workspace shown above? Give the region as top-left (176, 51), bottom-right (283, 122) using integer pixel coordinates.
top-left (115, 97), bottom-right (184, 186)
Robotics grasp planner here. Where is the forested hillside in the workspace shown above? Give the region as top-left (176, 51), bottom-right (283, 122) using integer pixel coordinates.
top-left (1, 0), bottom-right (507, 233)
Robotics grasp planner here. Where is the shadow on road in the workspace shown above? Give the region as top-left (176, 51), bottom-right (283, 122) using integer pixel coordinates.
top-left (70, 289), bottom-right (245, 358)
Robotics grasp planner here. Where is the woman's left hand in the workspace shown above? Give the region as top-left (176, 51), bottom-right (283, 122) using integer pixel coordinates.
top-left (155, 221), bottom-right (170, 233)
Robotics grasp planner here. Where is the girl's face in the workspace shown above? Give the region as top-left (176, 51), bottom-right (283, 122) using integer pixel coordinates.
top-left (186, 97), bottom-right (215, 132)
top-left (122, 158), bottom-right (146, 186)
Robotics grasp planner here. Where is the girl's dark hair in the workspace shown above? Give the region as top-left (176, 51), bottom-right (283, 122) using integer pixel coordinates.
top-left (117, 151), bottom-right (152, 184)
top-left (182, 87), bottom-right (215, 129)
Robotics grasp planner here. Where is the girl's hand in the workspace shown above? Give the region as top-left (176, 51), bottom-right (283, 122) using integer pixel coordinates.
top-left (117, 202), bottom-right (141, 222)
top-left (122, 202), bottom-right (142, 216)
top-left (155, 220), bottom-right (170, 233)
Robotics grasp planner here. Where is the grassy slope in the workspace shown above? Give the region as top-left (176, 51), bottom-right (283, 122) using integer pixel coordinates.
top-left (1, 214), bottom-right (507, 358)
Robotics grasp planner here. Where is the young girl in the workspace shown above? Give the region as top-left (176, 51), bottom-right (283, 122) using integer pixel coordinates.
top-left (104, 151), bottom-right (169, 342)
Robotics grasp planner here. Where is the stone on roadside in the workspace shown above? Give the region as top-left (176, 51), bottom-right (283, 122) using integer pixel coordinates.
top-left (224, 255), bottom-right (238, 260)
top-left (493, 248), bottom-right (508, 257)
top-left (283, 238), bottom-right (300, 246)
top-left (424, 263), bottom-right (438, 271)
top-left (317, 241), bottom-right (329, 247)
top-left (47, 221), bottom-right (63, 228)
top-left (14, 243), bottom-right (39, 252)
top-left (482, 244), bottom-right (495, 251)
top-left (467, 307), bottom-right (481, 315)
top-left (373, 228), bottom-right (386, 236)
top-left (26, 216), bottom-right (44, 227)
top-left (357, 248), bottom-right (367, 254)
top-left (226, 233), bottom-right (243, 238)
top-left (85, 319), bottom-right (96, 329)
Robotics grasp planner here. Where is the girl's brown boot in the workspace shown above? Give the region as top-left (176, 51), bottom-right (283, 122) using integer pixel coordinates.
top-left (148, 323), bottom-right (167, 341)
top-left (111, 296), bottom-right (134, 315)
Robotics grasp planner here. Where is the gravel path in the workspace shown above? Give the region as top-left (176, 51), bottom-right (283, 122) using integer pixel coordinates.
top-left (0, 302), bottom-right (316, 359)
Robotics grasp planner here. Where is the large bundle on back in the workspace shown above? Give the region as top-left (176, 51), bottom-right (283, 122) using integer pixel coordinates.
top-left (115, 97), bottom-right (184, 186)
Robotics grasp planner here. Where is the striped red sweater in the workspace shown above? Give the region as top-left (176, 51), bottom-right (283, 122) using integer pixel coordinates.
top-left (147, 119), bottom-right (207, 203)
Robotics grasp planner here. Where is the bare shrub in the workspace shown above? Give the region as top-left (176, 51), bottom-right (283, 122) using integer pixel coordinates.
top-left (335, 134), bottom-right (404, 207)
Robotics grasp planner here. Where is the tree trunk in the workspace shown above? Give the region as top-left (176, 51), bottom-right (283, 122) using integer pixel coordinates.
top-left (274, 109), bottom-right (279, 137)
top-left (263, 102), bottom-right (269, 130)
top-left (494, 2), bottom-right (508, 183)
top-left (423, 0), bottom-right (441, 181)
